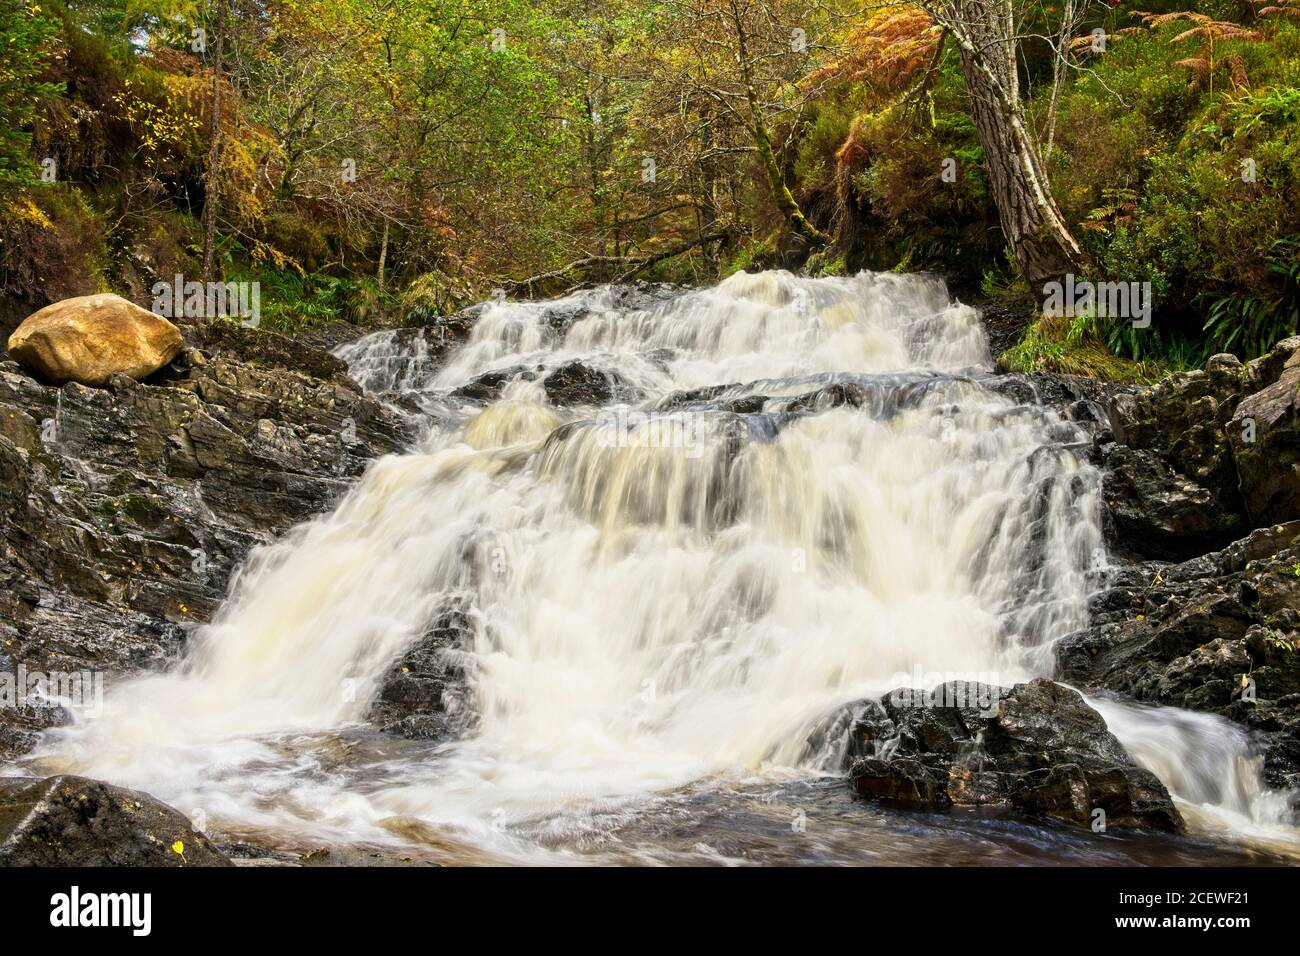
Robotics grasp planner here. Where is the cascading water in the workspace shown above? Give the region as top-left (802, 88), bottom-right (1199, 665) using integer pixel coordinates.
top-left (16, 270), bottom-right (1299, 864)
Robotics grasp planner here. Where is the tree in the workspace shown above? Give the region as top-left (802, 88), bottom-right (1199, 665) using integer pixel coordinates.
top-left (655, 0), bottom-right (834, 255)
top-left (201, 0), bottom-right (227, 282)
top-left (0, 0), bottom-right (61, 197)
top-left (917, 0), bottom-right (1086, 286)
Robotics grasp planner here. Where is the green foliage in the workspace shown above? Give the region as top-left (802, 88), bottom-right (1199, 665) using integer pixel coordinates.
top-left (998, 315), bottom-right (1169, 383)
top-left (806, 251), bottom-right (848, 277)
top-left (807, 42), bottom-right (999, 278)
top-left (400, 270), bottom-right (476, 324)
top-left (0, 0), bottom-right (62, 194)
top-left (1046, 18), bottom-right (1300, 365)
top-left (3, 0), bottom-right (1299, 385)
top-left (227, 267), bottom-right (394, 336)
top-left (722, 236), bottom-right (778, 277)
top-left (1201, 240), bottom-right (1300, 359)
top-left (0, 185), bottom-right (108, 306)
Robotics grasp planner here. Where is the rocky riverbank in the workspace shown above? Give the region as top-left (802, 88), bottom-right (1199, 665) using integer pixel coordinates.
top-left (837, 335), bottom-right (1300, 824)
top-left (1061, 338), bottom-right (1300, 797)
top-left (0, 317), bottom-right (417, 763)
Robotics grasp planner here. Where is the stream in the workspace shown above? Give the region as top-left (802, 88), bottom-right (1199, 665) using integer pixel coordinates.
top-left (17, 270), bottom-right (1300, 864)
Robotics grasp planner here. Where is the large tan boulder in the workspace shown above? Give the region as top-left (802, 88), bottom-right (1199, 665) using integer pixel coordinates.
top-left (6, 293), bottom-right (183, 386)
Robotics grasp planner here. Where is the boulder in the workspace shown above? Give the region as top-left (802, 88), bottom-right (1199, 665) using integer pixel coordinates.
top-left (1101, 445), bottom-right (1239, 559)
top-left (451, 366), bottom-right (531, 403)
top-left (0, 775), bottom-right (231, 865)
top-left (1095, 336), bottom-right (1300, 558)
top-left (845, 679), bottom-right (1183, 831)
top-left (1230, 335), bottom-right (1300, 525)
top-left (542, 361), bottom-right (637, 406)
top-left (1100, 361), bottom-right (1247, 558)
top-left (7, 294), bottom-right (183, 386)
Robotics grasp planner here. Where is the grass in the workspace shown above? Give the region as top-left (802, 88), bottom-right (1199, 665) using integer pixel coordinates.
top-left (996, 315), bottom-right (1172, 384)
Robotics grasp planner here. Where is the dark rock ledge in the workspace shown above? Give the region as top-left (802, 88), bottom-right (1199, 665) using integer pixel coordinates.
top-left (1055, 337), bottom-right (1300, 801)
top-left (835, 335), bottom-right (1300, 828)
top-left (840, 679), bottom-right (1183, 832)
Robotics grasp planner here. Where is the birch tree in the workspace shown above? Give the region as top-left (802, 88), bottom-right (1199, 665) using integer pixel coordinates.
top-left (918, 0), bottom-right (1087, 286)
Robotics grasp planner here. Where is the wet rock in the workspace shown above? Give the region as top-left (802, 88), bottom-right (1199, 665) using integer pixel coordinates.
top-left (367, 602), bottom-right (474, 739)
top-left (407, 308), bottom-right (477, 349)
top-left (8, 294), bottom-right (183, 387)
top-left (1094, 336), bottom-right (1300, 558)
top-left (0, 702), bottom-right (68, 763)
top-left (0, 774), bottom-right (231, 865)
top-left (1056, 521), bottom-right (1300, 789)
top-left (1101, 445), bottom-right (1238, 560)
top-left (542, 361), bottom-right (637, 406)
top-left (978, 300), bottom-right (1032, 358)
top-left (193, 320), bottom-right (352, 384)
top-left (0, 321), bottom-right (415, 758)
top-left (1229, 336), bottom-right (1300, 525)
top-left (845, 679), bottom-right (1183, 831)
top-left (604, 281), bottom-right (687, 310)
top-left (451, 366), bottom-right (528, 403)
top-left (538, 281), bottom-right (686, 337)
top-left (656, 381), bottom-right (757, 412)
top-left (987, 371), bottom-right (1130, 416)
top-left (783, 382), bottom-right (873, 415)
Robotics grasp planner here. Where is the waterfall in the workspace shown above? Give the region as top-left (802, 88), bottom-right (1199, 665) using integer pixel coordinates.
top-left (20, 270), bottom-right (1297, 862)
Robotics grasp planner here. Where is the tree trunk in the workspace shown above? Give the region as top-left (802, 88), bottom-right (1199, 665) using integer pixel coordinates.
top-left (750, 114), bottom-right (826, 250)
top-left (377, 218), bottom-right (389, 292)
top-left (942, 3), bottom-right (1082, 289)
top-left (729, 0), bottom-right (827, 252)
top-left (202, 0), bottom-right (227, 286)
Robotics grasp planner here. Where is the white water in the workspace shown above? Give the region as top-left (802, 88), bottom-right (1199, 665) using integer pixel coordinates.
top-left (18, 270), bottom-right (1298, 862)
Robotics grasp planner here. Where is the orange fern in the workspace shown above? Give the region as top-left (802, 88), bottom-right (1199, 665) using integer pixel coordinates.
top-left (1138, 11), bottom-right (1262, 94)
top-left (804, 7), bottom-right (942, 96)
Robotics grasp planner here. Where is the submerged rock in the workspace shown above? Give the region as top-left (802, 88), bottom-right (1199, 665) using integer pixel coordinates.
top-left (0, 774), bottom-right (231, 865)
top-left (844, 679), bottom-right (1183, 832)
top-left (8, 294), bottom-right (183, 387)
top-left (537, 281), bottom-right (686, 336)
